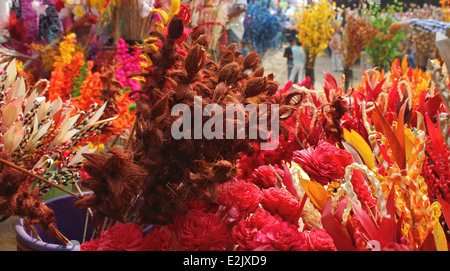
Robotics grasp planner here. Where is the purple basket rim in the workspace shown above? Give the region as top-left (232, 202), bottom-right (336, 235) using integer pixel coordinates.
top-left (15, 193), bottom-right (90, 251)
top-left (15, 192), bottom-right (155, 251)
top-left (15, 218), bottom-right (80, 251)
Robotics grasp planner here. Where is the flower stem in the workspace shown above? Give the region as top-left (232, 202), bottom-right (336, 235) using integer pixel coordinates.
top-left (0, 157), bottom-right (82, 199)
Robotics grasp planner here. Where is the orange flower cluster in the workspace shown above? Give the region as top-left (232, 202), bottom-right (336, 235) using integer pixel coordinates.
top-left (342, 12), bottom-right (378, 70)
top-left (44, 34), bottom-right (136, 144)
top-left (72, 60), bottom-right (103, 111)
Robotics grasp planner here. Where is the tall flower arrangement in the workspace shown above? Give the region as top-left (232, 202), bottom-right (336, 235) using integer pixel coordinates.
top-left (74, 0), bottom-right (302, 235)
top-left (294, 0), bottom-right (336, 87)
top-left (243, 0), bottom-right (281, 54)
top-left (440, 0), bottom-right (450, 22)
top-left (341, 10), bottom-right (378, 91)
top-left (364, 1), bottom-right (405, 70)
top-left (80, 50), bottom-right (450, 250)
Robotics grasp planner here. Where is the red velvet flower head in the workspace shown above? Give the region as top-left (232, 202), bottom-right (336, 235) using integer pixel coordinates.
top-left (261, 187), bottom-right (302, 225)
top-left (293, 140), bottom-right (353, 185)
top-left (217, 179), bottom-right (263, 223)
top-left (80, 223), bottom-right (145, 251)
top-left (247, 165), bottom-right (283, 189)
top-left (175, 209), bottom-right (231, 251)
top-left (231, 207), bottom-right (306, 251)
top-left (141, 227), bottom-right (175, 251)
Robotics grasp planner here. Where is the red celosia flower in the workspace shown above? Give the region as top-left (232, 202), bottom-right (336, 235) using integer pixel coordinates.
top-left (261, 187), bottom-right (302, 225)
top-left (247, 165), bottom-right (283, 189)
top-left (141, 227), bottom-right (175, 251)
top-left (293, 140), bottom-right (353, 185)
top-left (217, 179), bottom-right (263, 223)
top-left (175, 209), bottom-right (231, 251)
top-left (82, 223), bottom-right (145, 251)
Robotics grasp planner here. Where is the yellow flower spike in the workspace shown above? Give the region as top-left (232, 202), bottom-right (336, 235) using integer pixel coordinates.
top-left (56, 33), bottom-right (77, 67)
top-left (430, 201), bottom-right (448, 251)
top-left (168, 0), bottom-right (181, 20)
top-left (149, 9), bottom-right (169, 26)
top-left (75, 5), bottom-right (84, 18)
top-left (139, 53), bottom-right (153, 68)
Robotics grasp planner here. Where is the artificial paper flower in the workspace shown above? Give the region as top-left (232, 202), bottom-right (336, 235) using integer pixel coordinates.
top-left (261, 187), bottom-right (302, 225)
top-left (174, 209), bottom-right (231, 251)
top-left (246, 165), bottom-right (284, 189)
top-left (217, 179), bottom-right (263, 223)
top-left (293, 140), bottom-right (353, 185)
top-left (141, 227), bottom-right (175, 251)
top-left (231, 207), bottom-right (305, 251)
top-left (80, 223), bottom-right (144, 251)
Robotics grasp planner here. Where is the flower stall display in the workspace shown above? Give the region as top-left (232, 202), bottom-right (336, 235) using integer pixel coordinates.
top-left (76, 1), bottom-right (318, 250)
top-left (403, 5), bottom-right (444, 70)
top-left (76, 0), bottom-right (450, 250)
top-left (79, 50), bottom-right (450, 251)
top-left (1, 0), bottom-right (450, 252)
top-left (294, 0), bottom-right (337, 87)
top-left (0, 58), bottom-right (115, 245)
top-left (41, 33), bottom-right (138, 145)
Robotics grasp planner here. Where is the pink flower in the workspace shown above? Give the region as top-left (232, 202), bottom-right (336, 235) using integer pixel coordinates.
top-left (81, 223), bottom-right (145, 251)
top-left (247, 165), bottom-right (283, 189)
top-left (261, 187), bottom-right (302, 224)
top-left (293, 140), bottom-right (353, 185)
top-left (302, 228), bottom-right (337, 251)
top-left (175, 209), bottom-right (231, 251)
top-left (231, 207), bottom-right (278, 251)
top-left (231, 207), bottom-right (306, 251)
top-left (217, 179), bottom-right (263, 223)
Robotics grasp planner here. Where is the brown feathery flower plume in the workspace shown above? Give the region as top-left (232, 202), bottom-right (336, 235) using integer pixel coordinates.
top-left (0, 151), bottom-right (68, 244)
top-left (76, 9), bottom-right (303, 226)
top-left (74, 147), bottom-right (147, 228)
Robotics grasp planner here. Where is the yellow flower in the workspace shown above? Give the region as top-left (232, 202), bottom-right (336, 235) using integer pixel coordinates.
top-left (56, 33), bottom-right (77, 67)
top-left (294, 0), bottom-right (336, 60)
top-left (15, 60), bottom-right (23, 73)
top-left (168, 0), bottom-right (181, 20)
top-left (149, 9), bottom-right (169, 26)
top-left (75, 5), bottom-right (84, 17)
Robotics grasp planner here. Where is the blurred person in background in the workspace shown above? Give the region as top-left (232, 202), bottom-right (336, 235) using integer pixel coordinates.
top-left (289, 39), bottom-right (306, 84)
top-left (226, 0), bottom-right (247, 48)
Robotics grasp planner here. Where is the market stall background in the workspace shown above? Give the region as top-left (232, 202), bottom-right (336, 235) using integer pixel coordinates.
top-left (0, 0), bottom-right (449, 251)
